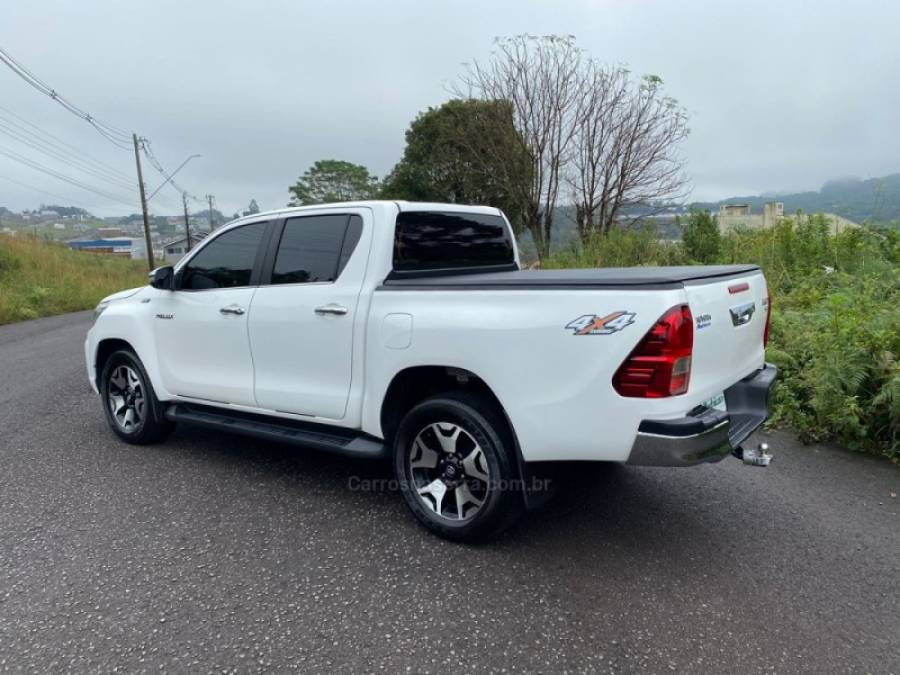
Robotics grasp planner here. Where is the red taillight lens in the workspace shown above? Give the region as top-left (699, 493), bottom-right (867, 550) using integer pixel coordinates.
top-left (613, 305), bottom-right (693, 398)
top-left (763, 288), bottom-right (772, 348)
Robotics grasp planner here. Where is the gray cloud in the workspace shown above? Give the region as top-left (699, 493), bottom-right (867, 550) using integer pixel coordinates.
top-left (2, 0), bottom-right (898, 216)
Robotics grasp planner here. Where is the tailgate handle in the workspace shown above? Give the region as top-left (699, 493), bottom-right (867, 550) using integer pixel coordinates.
top-left (730, 302), bottom-right (756, 326)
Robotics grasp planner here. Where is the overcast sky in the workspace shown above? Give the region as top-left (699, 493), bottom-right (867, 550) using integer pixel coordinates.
top-left (2, 0), bottom-right (898, 217)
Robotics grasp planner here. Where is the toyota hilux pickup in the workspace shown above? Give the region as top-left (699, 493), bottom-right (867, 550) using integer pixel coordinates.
top-left (86, 201), bottom-right (776, 541)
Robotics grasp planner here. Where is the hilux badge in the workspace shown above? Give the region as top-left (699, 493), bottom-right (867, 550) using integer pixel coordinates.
top-left (566, 311), bottom-right (636, 335)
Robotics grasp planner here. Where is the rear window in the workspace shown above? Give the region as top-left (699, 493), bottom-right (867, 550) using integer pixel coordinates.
top-left (393, 211), bottom-right (515, 272)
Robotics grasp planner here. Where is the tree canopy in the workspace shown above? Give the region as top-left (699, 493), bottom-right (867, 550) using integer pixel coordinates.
top-left (380, 99), bottom-right (531, 229)
top-left (288, 160), bottom-right (380, 206)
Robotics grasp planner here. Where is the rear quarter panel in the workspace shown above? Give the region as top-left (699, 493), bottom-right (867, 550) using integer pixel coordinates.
top-left (363, 287), bottom-right (701, 462)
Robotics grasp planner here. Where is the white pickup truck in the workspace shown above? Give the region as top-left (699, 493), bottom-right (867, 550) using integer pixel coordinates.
top-left (86, 201), bottom-right (776, 540)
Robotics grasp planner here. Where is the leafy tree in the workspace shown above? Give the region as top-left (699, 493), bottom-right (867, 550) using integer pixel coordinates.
top-left (288, 160), bottom-right (380, 206)
top-left (381, 99), bottom-right (531, 231)
top-left (679, 208), bottom-right (721, 263)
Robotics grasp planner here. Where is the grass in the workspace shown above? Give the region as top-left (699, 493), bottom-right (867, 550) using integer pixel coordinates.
top-left (0, 234), bottom-right (148, 325)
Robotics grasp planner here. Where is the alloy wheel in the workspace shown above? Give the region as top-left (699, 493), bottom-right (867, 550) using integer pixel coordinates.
top-left (407, 422), bottom-right (491, 522)
top-left (107, 364), bottom-right (146, 433)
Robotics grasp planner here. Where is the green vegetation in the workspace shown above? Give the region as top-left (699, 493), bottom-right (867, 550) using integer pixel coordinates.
top-left (0, 235), bottom-right (147, 324)
top-left (288, 160), bottom-right (380, 206)
top-left (546, 214), bottom-right (900, 461)
top-left (381, 99), bottom-right (532, 229)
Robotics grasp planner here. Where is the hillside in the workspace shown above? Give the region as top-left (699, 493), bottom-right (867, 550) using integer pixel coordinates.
top-left (693, 173), bottom-right (900, 223)
top-left (0, 235), bottom-right (147, 324)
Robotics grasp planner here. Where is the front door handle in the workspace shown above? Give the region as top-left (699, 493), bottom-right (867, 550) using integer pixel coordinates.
top-left (220, 304), bottom-right (245, 316)
top-left (315, 304), bottom-right (348, 316)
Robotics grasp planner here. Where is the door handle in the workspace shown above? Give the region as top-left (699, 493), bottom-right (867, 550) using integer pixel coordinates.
top-left (220, 304), bottom-right (245, 316)
top-left (315, 304), bottom-right (348, 316)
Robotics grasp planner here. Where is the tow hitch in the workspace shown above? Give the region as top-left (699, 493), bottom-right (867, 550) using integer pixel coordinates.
top-left (732, 442), bottom-right (773, 467)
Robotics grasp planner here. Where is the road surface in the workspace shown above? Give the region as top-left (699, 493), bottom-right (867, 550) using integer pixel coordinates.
top-left (0, 312), bottom-right (897, 673)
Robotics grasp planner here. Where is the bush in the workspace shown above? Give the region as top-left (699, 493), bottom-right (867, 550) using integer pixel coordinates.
top-left (679, 208), bottom-right (721, 263)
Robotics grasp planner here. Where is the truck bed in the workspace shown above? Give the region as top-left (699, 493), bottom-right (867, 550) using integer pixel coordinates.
top-left (382, 265), bottom-right (761, 290)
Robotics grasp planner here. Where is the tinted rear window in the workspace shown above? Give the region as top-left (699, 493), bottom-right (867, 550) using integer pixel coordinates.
top-left (393, 211), bottom-right (515, 272)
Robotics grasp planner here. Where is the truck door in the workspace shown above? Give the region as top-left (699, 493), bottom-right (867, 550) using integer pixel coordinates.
top-left (248, 211), bottom-right (371, 420)
top-left (154, 220), bottom-right (271, 407)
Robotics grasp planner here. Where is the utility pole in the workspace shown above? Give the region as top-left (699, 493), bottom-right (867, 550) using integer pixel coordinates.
top-left (205, 194), bottom-right (215, 231)
top-left (182, 191), bottom-right (192, 253)
top-left (132, 133), bottom-right (155, 270)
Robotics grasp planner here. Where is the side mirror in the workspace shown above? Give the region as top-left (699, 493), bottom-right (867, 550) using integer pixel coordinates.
top-left (149, 265), bottom-right (175, 290)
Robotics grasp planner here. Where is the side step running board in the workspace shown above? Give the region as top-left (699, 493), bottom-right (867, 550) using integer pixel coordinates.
top-left (165, 403), bottom-right (388, 460)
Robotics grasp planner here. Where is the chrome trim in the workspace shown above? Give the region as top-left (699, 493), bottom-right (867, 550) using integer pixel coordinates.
top-left (730, 301), bottom-right (756, 326)
top-left (627, 419), bottom-right (732, 467)
top-left (315, 304), bottom-right (348, 316)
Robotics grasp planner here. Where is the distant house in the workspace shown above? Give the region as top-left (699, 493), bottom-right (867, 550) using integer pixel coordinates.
top-left (97, 227), bottom-right (125, 238)
top-left (162, 233), bottom-right (206, 263)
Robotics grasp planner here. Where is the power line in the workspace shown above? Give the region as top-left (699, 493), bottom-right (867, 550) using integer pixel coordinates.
top-left (0, 142), bottom-right (138, 208)
top-left (0, 119), bottom-right (136, 190)
top-left (0, 45), bottom-right (132, 149)
top-left (140, 138), bottom-right (203, 203)
top-left (0, 172), bottom-right (97, 208)
top-left (0, 104), bottom-right (134, 183)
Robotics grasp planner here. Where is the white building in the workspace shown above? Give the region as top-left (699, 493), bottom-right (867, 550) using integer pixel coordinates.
top-left (162, 233), bottom-right (206, 263)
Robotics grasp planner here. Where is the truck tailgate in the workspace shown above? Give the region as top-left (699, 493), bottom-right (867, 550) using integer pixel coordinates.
top-left (684, 269), bottom-right (769, 402)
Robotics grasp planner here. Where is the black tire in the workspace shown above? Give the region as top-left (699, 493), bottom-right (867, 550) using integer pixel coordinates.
top-left (393, 391), bottom-right (525, 542)
top-left (99, 349), bottom-right (174, 445)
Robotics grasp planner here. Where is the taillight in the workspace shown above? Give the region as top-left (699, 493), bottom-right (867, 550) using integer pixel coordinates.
top-left (613, 305), bottom-right (693, 398)
top-left (763, 288), bottom-right (772, 348)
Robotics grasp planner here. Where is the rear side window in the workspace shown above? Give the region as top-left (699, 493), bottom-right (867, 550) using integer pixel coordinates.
top-left (180, 221), bottom-right (268, 290)
top-left (271, 214), bottom-right (362, 284)
top-left (393, 211), bottom-right (515, 272)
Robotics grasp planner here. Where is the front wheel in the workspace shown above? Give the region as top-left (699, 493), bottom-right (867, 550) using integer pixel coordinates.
top-left (99, 349), bottom-right (173, 445)
top-left (393, 391), bottom-right (524, 542)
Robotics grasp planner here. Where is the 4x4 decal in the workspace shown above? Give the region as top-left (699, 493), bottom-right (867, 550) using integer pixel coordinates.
top-left (566, 311), bottom-right (636, 335)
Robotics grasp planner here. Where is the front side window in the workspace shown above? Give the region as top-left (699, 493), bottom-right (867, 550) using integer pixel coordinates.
top-left (179, 221), bottom-right (267, 290)
top-left (271, 214), bottom-right (362, 284)
top-left (393, 211), bottom-right (515, 272)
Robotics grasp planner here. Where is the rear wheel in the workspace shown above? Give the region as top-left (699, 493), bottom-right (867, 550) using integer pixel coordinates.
top-left (393, 391), bottom-right (524, 542)
top-left (99, 349), bottom-right (173, 444)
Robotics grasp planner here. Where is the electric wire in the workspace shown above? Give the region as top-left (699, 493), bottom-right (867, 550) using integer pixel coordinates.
top-left (0, 45), bottom-right (132, 149)
top-left (0, 120), bottom-right (136, 190)
top-left (0, 104), bottom-right (134, 183)
top-left (0, 172), bottom-right (96, 209)
top-left (0, 142), bottom-right (139, 208)
top-left (140, 138), bottom-right (203, 203)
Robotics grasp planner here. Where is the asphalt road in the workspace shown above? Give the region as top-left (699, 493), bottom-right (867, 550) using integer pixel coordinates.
top-left (0, 312), bottom-right (897, 674)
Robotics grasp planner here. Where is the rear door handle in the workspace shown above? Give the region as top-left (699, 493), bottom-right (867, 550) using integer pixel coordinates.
top-left (220, 304), bottom-right (245, 316)
top-left (315, 304), bottom-right (348, 316)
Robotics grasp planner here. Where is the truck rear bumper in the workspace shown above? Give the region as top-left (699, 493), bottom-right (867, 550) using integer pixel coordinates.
top-left (627, 363), bottom-right (777, 467)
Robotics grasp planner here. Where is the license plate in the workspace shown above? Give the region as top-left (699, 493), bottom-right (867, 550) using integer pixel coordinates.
top-left (703, 392), bottom-right (727, 411)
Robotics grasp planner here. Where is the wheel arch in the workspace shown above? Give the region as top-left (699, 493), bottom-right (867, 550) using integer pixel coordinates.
top-left (95, 337), bottom-right (136, 383)
top-left (379, 365), bottom-right (513, 447)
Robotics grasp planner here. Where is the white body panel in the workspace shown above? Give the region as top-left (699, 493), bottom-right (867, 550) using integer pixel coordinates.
top-left (248, 207), bottom-right (374, 419)
top-left (85, 200), bottom-right (767, 463)
top-left (153, 287), bottom-right (258, 406)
